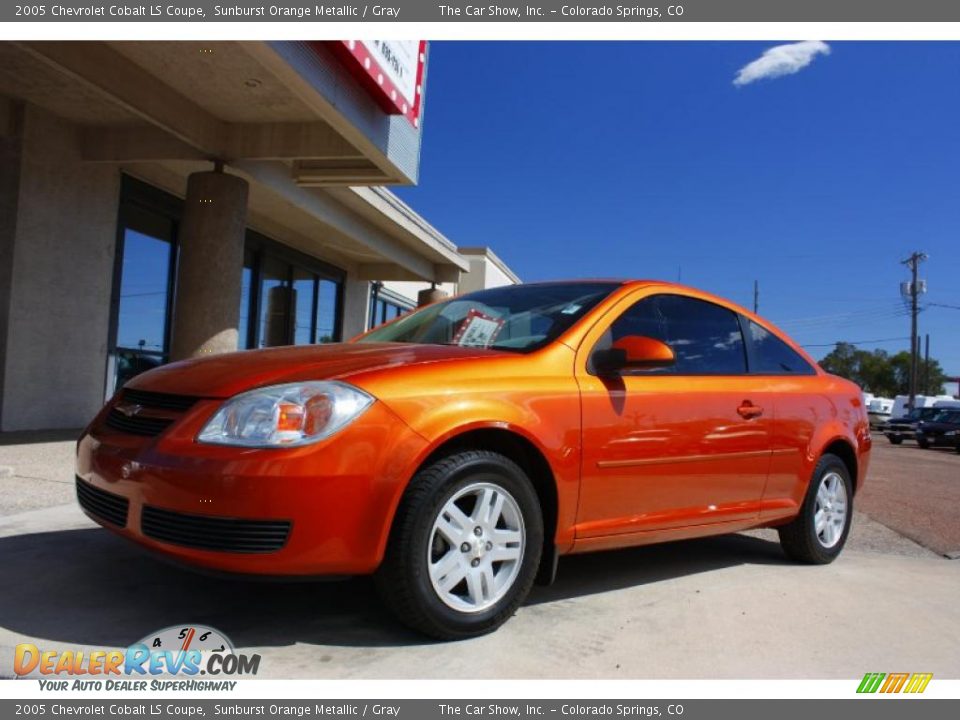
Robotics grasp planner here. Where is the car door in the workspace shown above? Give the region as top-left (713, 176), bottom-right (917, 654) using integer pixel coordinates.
top-left (739, 318), bottom-right (822, 520)
top-left (574, 292), bottom-right (772, 539)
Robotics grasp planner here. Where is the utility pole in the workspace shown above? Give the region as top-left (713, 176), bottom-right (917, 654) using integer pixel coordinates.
top-left (901, 251), bottom-right (928, 409)
top-left (753, 280), bottom-right (759, 314)
top-left (923, 334), bottom-right (930, 396)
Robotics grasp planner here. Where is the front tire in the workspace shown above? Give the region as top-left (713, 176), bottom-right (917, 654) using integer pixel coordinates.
top-left (778, 453), bottom-right (853, 564)
top-left (375, 450), bottom-right (543, 640)
top-left (887, 435), bottom-right (903, 445)
top-left (917, 438), bottom-right (930, 449)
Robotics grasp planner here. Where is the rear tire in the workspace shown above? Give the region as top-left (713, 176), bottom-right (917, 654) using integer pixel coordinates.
top-left (917, 438), bottom-right (930, 449)
top-left (887, 436), bottom-right (903, 445)
top-left (778, 453), bottom-right (853, 564)
top-left (375, 450), bottom-right (543, 640)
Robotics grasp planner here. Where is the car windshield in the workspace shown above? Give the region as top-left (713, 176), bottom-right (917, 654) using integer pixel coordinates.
top-left (931, 409), bottom-right (960, 424)
top-left (357, 282), bottom-right (620, 353)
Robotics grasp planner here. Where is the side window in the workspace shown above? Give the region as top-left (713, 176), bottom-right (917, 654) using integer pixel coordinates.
top-left (609, 296), bottom-right (667, 345)
top-left (658, 295), bottom-right (747, 374)
top-left (748, 320), bottom-right (816, 375)
top-left (605, 294), bottom-right (747, 374)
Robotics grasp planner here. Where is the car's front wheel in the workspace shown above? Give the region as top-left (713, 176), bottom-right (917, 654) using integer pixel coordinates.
top-left (887, 435), bottom-right (903, 445)
top-left (778, 453), bottom-right (853, 564)
top-left (375, 450), bottom-right (543, 639)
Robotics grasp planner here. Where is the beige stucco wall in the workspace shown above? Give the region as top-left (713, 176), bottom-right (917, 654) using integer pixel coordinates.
top-left (1, 104), bottom-right (119, 431)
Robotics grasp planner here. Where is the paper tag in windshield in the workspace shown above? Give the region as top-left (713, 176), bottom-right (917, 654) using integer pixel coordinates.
top-left (453, 309), bottom-right (505, 348)
top-left (561, 304), bottom-right (582, 315)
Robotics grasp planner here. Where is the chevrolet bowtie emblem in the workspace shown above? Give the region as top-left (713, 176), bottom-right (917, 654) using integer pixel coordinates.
top-left (116, 403), bottom-right (143, 417)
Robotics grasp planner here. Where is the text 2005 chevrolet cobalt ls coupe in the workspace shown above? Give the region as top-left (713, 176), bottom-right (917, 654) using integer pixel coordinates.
top-left (77, 281), bottom-right (870, 638)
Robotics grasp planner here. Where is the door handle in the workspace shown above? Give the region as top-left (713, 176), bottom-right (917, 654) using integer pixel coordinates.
top-left (737, 401), bottom-right (763, 419)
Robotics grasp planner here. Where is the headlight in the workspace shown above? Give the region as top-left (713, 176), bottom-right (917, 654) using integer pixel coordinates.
top-left (945, 430), bottom-right (958, 437)
top-left (197, 381), bottom-right (374, 447)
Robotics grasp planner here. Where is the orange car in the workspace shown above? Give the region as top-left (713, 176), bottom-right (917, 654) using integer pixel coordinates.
top-left (76, 281), bottom-right (870, 638)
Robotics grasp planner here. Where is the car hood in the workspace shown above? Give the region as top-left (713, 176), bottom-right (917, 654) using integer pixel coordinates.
top-left (917, 421), bottom-right (960, 432)
top-left (124, 343), bottom-right (508, 399)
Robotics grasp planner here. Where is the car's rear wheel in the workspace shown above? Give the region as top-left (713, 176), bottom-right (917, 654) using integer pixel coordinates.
top-left (917, 438), bottom-right (930, 449)
top-left (887, 435), bottom-right (903, 445)
top-left (778, 453), bottom-right (853, 564)
top-left (375, 450), bottom-right (543, 640)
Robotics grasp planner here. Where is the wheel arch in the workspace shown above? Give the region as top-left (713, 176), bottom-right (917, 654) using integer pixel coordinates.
top-left (820, 437), bottom-right (859, 495)
top-left (389, 424), bottom-right (561, 584)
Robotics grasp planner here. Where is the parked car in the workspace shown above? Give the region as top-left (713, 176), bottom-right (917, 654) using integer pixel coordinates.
top-left (866, 396), bottom-right (894, 429)
top-left (76, 281), bottom-right (871, 639)
top-left (914, 409), bottom-right (960, 451)
top-left (880, 407), bottom-right (945, 445)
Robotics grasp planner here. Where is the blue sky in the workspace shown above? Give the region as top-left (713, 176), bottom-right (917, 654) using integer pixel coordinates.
top-left (394, 41), bottom-right (960, 393)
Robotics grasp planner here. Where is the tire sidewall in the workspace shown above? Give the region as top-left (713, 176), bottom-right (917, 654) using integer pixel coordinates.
top-left (404, 455), bottom-right (543, 635)
top-left (804, 455), bottom-right (854, 562)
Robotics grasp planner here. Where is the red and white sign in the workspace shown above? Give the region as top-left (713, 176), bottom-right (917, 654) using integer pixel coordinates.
top-left (327, 40), bottom-right (427, 128)
top-left (452, 309), bottom-right (505, 348)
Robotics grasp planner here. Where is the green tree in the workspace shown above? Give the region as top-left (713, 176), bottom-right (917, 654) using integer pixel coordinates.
top-left (819, 343), bottom-right (949, 397)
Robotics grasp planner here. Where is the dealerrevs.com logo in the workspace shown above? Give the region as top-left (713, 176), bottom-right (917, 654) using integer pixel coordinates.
top-left (857, 672), bottom-right (933, 694)
top-left (14, 625), bottom-right (260, 691)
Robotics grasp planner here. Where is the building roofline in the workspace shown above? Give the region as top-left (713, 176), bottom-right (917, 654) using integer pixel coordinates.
top-left (326, 185), bottom-right (469, 275)
top-left (457, 246), bottom-right (522, 284)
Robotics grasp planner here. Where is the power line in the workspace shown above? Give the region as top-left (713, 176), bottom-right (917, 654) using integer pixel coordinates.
top-left (801, 336), bottom-right (911, 349)
top-left (776, 303), bottom-right (907, 325)
top-left (927, 302), bottom-right (960, 311)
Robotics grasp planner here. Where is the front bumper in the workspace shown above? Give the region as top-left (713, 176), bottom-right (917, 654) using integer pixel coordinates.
top-left (916, 432), bottom-right (959, 448)
top-left (75, 399), bottom-right (428, 576)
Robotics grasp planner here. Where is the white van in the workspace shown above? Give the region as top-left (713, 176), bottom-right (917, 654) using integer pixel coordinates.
top-left (867, 397), bottom-right (894, 429)
top-left (890, 394), bottom-right (958, 420)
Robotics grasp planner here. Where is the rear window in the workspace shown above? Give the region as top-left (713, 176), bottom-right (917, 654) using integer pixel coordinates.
top-left (747, 320), bottom-right (816, 375)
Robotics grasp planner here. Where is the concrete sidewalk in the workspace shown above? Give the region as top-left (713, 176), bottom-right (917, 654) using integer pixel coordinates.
top-left (0, 430), bottom-right (79, 515)
top-left (1, 501), bottom-right (957, 679)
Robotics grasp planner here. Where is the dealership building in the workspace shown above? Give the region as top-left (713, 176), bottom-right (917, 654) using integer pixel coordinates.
top-left (0, 41), bottom-right (517, 432)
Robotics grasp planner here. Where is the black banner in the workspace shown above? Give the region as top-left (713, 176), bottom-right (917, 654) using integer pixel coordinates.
top-left (6, 0), bottom-right (960, 23)
top-left (1, 700), bottom-right (957, 719)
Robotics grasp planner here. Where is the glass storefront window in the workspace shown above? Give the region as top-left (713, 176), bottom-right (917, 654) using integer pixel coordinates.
top-left (115, 229), bottom-right (172, 353)
top-left (238, 250), bottom-right (255, 350)
top-left (316, 279), bottom-right (339, 343)
top-left (258, 256), bottom-right (291, 348)
top-left (292, 268), bottom-right (317, 346)
top-left (369, 287), bottom-right (412, 330)
top-left (109, 178), bottom-right (345, 396)
top-left (242, 232), bottom-right (345, 349)
top-left (109, 180), bottom-right (180, 393)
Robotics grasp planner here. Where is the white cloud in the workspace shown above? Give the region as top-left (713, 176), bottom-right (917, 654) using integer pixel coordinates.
top-left (733, 41), bottom-right (831, 86)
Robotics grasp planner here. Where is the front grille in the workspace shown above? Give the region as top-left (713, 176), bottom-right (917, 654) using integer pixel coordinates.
top-left (121, 389), bottom-right (198, 412)
top-left (76, 476), bottom-right (129, 528)
top-left (102, 388), bottom-right (200, 437)
top-left (104, 409), bottom-right (174, 436)
top-left (141, 506), bottom-right (291, 554)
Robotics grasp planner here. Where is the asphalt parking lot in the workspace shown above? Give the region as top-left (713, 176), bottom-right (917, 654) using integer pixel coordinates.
top-left (1, 431), bottom-right (958, 679)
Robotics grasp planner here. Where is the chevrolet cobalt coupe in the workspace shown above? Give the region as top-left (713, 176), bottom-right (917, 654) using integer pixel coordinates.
top-left (77, 281), bottom-right (870, 638)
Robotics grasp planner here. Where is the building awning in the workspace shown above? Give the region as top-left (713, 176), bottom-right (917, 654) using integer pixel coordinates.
top-left (0, 40), bottom-right (465, 283)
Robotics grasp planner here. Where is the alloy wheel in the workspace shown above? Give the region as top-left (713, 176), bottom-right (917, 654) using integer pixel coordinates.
top-left (814, 471), bottom-right (848, 549)
top-left (427, 482), bottom-right (525, 613)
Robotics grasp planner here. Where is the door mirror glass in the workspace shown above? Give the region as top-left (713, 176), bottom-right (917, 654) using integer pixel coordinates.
top-left (593, 335), bottom-right (675, 375)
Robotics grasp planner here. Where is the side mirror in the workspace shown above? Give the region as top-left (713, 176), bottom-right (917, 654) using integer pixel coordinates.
top-left (592, 335), bottom-right (675, 375)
